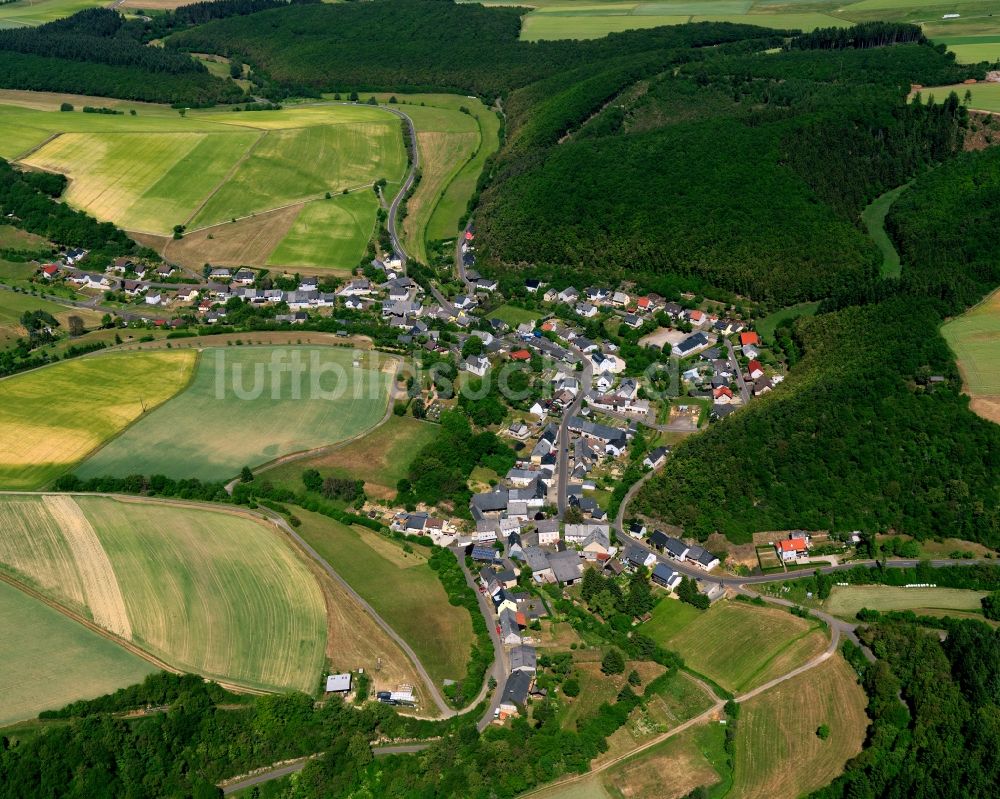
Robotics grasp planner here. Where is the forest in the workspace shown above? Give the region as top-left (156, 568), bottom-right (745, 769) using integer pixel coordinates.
top-left (636, 147), bottom-right (1000, 547)
top-left (810, 619), bottom-right (999, 799)
top-left (0, 9), bottom-right (243, 104)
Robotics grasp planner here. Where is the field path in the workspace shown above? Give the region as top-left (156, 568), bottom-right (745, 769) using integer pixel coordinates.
top-left (42, 495), bottom-right (132, 640)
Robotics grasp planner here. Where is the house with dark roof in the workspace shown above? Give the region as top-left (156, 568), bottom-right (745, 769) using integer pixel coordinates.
top-left (686, 544), bottom-right (720, 571)
top-left (499, 670), bottom-right (533, 716)
top-left (624, 544), bottom-right (656, 570)
top-left (673, 332), bottom-right (711, 357)
top-left (652, 563), bottom-right (682, 590)
top-left (510, 645), bottom-right (537, 673)
top-left (663, 536), bottom-right (690, 561)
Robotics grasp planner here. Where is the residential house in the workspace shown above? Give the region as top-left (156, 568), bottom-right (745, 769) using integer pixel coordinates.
top-left (686, 545), bottom-right (720, 571)
top-left (575, 302), bottom-right (598, 318)
top-left (713, 386), bottom-right (736, 404)
top-left (648, 530), bottom-right (670, 552)
top-left (510, 645), bottom-right (537, 673)
top-left (463, 355), bottom-right (490, 377)
top-left (499, 670), bottom-right (533, 716)
top-left (739, 331), bottom-right (760, 347)
top-left (629, 522), bottom-right (647, 539)
top-left (643, 447), bottom-right (670, 469)
top-left (558, 287), bottom-right (579, 304)
top-left (523, 546), bottom-right (554, 582)
top-left (534, 519), bottom-right (561, 547)
top-left (651, 563), bottom-right (682, 590)
top-left (548, 550), bottom-right (583, 585)
top-left (233, 268), bottom-right (256, 285)
top-left (612, 291), bottom-right (629, 306)
top-left (40, 264), bottom-right (60, 279)
top-left (525, 278), bottom-right (541, 293)
top-left (663, 536), bottom-right (690, 561)
top-left (776, 537), bottom-right (809, 562)
top-left (624, 544), bottom-right (656, 570)
top-left (673, 332), bottom-right (711, 357)
top-left (747, 359), bottom-right (764, 380)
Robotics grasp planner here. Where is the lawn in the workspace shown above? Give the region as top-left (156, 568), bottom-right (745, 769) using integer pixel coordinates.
top-left (0, 580), bottom-right (156, 726)
top-left (861, 183), bottom-right (911, 278)
top-left (488, 304), bottom-right (540, 327)
top-left (755, 301), bottom-right (820, 343)
top-left (0, 290), bottom-right (101, 348)
top-left (267, 190), bottom-right (379, 273)
top-left (293, 508), bottom-right (476, 688)
top-left (922, 81), bottom-right (1000, 113)
top-left (650, 600), bottom-right (827, 693)
top-left (641, 596), bottom-right (702, 640)
top-left (941, 287), bottom-right (1000, 423)
top-left (0, 350), bottom-right (196, 489)
top-left (265, 414), bottom-right (439, 500)
top-left (732, 655), bottom-right (867, 799)
top-left (824, 585), bottom-right (988, 619)
top-left (76, 346), bottom-right (390, 482)
top-left (22, 131), bottom-right (259, 234)
top-left (190, 119), bottom-right (406, 228)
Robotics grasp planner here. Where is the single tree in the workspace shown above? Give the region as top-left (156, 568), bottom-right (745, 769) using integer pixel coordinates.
top-left (67, 315), bottom-right (85, 337)
top-left (240, 466), bottom-right (254, 483)
top-left (601, 648), bottom-right (625, 675)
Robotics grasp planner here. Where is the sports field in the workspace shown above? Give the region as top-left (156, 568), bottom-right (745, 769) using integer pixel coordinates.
top-left (0, 579), bottom-right (156, 726)
top-left (293, 509), bottom-right (476, 688)
top-left (77, 346), bottom-right (391, 482)
top-left (0, 350), bottom-right (196, 489)
top-left (265, 414), bottom-right (439, 500)
top-left (648, 600), bottom-right (828, 693)
top-left (267, 190), bottom-right (379, 272)
top-left (0, 494), bottom-right (328, 693)
top-left (824, 584), bottom-right (988, 618)
top-left (732, 656), bottom-right (867, 799)
top-left (942, 287), bottom-right (1000, 423)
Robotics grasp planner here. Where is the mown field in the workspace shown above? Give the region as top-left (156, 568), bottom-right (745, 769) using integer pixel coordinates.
top-left (267, 190), bottom-right (379, 273)
top-left (0, 494), bottom-right (328, 694)
top-left (824, 584), bottom-right (988, 618)
top-left (942, 286), bottom-right (1000, 423)
top-left (76, 346), bottom-right (390, 482)
top-left (0, 350), bottom-right (196, 489)
top-left (293, 508), bottom-right (476, 689)
top-left (732, 655), bottom-right (867, 799)
top-left (0, 579), bottom-right (156, 726)
top-left (0, 290), bottom-right (101, 348)
top-left (265, 414), bottom-right (439, 501)
top-left (0, 0), bottom-right (102, 29)
top-left (645, 600), bottom-right (828, 693)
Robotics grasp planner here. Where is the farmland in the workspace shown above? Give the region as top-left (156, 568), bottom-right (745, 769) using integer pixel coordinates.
top-left (0, 350), bottom-right (196, 489)
top-left (264, 414), bottom-right (439, 501)
top-left (823, 585), bottom-right (988, 619)
top-left (76, 346), bottom-right (391, 482)
top-left (0, 494), bottom-right (329, 694)
top-left (731, 656), bottom-right (867, 799)
top-left (646, 600), bottom-right (828, 693)
top-left (267, 190), bottom-right (379, 274)
top-left (3, 98), bottom-right (406, 266)
top-left (942, 286), bottom-right (1000, 423)
top-left (0, 290), bottom-right (101, 348)
top-left (0, 579), bottom-right (156, 726)
top-left (0, 0), bottom-right (102, 29)
top-left (293, 508), bottom-right (476, 689)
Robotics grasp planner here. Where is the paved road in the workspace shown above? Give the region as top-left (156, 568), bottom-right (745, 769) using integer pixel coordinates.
top-left (556, 345), bottom-right (594, 517)
top-left (222, 760), bottom-right (310, 795)
top-left (380, 105), bottom-right (419, 265)
top-left (724, 337), bottom-right (751, 404)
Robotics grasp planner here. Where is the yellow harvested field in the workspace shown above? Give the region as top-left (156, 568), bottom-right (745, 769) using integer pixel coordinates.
top-left (0, 495), bottom-right (88, 611)
top-left (733, 656), bottom-right (867, 799)
top-left (0, 350), bottom-right (196, 489)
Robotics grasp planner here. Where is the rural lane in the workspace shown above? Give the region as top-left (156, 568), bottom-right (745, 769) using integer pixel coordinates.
top-left (556, 343), bottom-right (594, 517)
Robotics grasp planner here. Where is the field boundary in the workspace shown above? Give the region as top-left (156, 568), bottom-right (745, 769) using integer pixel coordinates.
top-left (180, 128), bottom-right (267, 229)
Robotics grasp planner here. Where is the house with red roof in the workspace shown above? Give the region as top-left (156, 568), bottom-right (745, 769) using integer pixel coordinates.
top-left (40, 264), bottom-right (60, 279)
top-left (713, 386), bottom-right (736, 403)
top-left (776, 537), bottom-right (809, 562)
top-left (747, 359), bottom-right (764, 380)
top-left (739, 331), bottom-right (760, 347)
top-left (510, 349), bottom-right (531, 362)
top-left (636, 296), bottom-right (653, 312)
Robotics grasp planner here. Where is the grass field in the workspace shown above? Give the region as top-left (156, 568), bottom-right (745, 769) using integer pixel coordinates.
top-left (642, 597), bottom-right (702, 640)
top-left (0, 494), bottom-right (328, 694)
top-left (77, 346), bottom-right (390, 482)
top-left (293, 508), bottom-right (476, 688)
top-left (488, 304), bottom-right (540, 327)
top-left (0, 0), bottom-right (102, 28)
top-left (0, 350), bottom-right (196, 489)
top-left (756, 301), bottom-right (820, 343)
top-left (942, 286), bottom-right (1000, 423)
top-left (824, 585), bottom-right (988, 618)
top-left (0, 290), bottom-right (101, 348)
top-left (861, 183), bottom-right (910, 278)
top-left (648, 600), bottom-right (827, 693)
top-left (0, 579), bottom-right (156, 725)
top-left (267, 191), bottom-right (379, 273)
top-left (732, 655), bottom-right (867, 799)
top-left (265, 414), bottom-right (439, 500)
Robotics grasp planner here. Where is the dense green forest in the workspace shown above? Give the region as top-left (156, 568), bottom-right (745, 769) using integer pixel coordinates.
top-left (479, 40), bottom-right (974, 304)
top-left (636, 147), bottom-right (1000, 546)
top-left (0, 9), bottom-right (243, 104)
top-left (811, 619), bottom-right (999, 799)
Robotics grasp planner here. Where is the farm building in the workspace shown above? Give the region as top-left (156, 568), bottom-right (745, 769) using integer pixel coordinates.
top-left (325, 673), bottom-right (352, 693)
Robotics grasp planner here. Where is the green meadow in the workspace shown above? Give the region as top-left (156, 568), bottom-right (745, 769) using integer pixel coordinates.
top-left (268, 190), bottom-right (379, 273)
top-left (76, 347), bottom-right (391, 482)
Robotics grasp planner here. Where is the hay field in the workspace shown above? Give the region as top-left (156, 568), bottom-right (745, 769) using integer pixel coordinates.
top-left (0, 580), bottom-right (156, 726)
top-left (732, 655), bottom-right (867, 799)
top-left (293, 509), bottom-right (476, 688)
top-left (77, 347), bottom-right (390, 482)
top-left (942, 287), bottom-right (1000, 423)
top-left (189, 121), bottom-right (406, 227)
top-left (0, 0), bottom-right (102, 29)
top-left (265, 409), bottom-right (439, 500)
top-left (78, 497), bottom-right (328, 693)
top-left (653, 600), bottom-right (827, 693)
top-left (824, 585), bottom-right (988, 618)
top-left (268, 191), bottom-right (379, 273)
top-left (0, 350), bottom-right (196, 489)
top-left (21, 131), bottom-right (258, 234)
